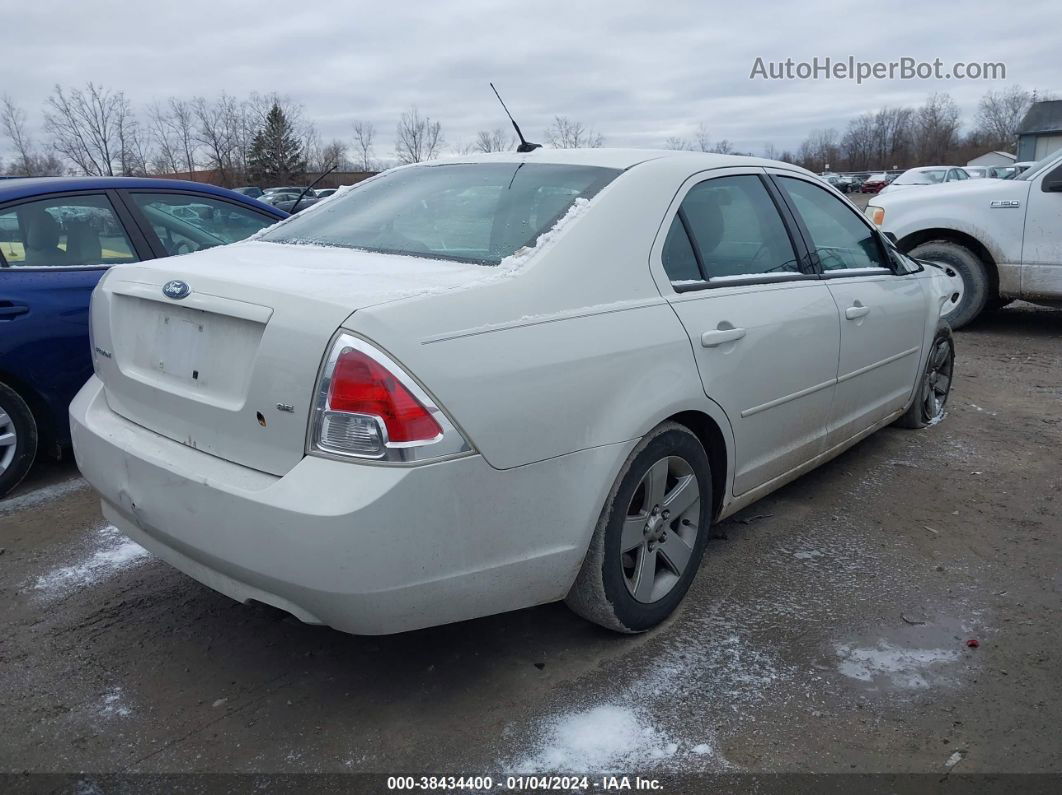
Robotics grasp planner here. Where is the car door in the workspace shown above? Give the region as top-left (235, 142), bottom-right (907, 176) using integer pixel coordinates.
top-left (771, 173), bottom-right (928, 447)
top-left (1018, 158), bottom-right (1062, 299)
top-left (0, 191), bottom-right (148, 440)
top-left (653, 168), bottom-right (841, 496)
top-left (116, 190), bottom-right (282, 258)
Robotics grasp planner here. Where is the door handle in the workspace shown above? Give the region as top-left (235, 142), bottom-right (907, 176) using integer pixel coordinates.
top-left (701, 327), bottom-right (746, 347)
top-left (845, 304), bottom-right (870, 320)
top-left (0, 302), bottom-right (29, 320)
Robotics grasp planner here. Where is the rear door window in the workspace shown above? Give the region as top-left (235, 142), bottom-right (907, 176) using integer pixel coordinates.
top-left (125, 192), bottom-right (278, 256)
top-left (663, 175), bottom-right (799, 284)
top-left (0, 194), bottom-right (138, 268)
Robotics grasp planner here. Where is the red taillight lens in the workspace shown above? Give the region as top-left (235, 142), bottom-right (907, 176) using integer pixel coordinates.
top-left (328, 348), bottom-right (442, 443)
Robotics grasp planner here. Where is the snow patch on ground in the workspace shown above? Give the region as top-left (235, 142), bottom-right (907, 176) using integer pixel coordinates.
top-left (34, 525), bottom-right (150, 595)
top-left (508, 705), bottom-right (684, 774)
top-left (835, 642), bottom-right (961, 689)
top-left (99, 686), bottom-right (132, 718)
top-left (1, 477), bottom-right (88, 515)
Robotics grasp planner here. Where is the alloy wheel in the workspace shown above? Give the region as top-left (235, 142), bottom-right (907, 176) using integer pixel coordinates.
top-left (620, 455), bottom-right (701, 603)
top-left (0, 407), bottom-right (16, 475)
top-left (922, 338), bottom-right (954, 422)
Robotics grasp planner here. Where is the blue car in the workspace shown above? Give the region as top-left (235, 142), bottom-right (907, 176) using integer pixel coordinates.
top-left (0, 177), bottom-right (287, 496)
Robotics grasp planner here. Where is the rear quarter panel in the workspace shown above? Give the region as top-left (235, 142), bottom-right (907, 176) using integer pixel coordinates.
top-left (344, 159), bottom-right (737, 473)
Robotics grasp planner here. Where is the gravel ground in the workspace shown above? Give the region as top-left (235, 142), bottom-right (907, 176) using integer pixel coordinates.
top-left (0, 302), bottom-right (1059, 786)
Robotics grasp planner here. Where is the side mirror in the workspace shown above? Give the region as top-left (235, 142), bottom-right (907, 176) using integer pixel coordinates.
top-left (1042, 165), bottom-right (1062, 193)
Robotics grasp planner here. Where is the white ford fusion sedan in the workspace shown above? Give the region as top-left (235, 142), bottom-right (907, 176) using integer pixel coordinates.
top-left (71, 149), bottom-right (955, 635)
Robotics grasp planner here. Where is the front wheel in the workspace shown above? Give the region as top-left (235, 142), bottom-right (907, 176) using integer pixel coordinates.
top-left (566, 422), bottom-right (712, 633)
top-left (896, 329), bottom-right (955, 429)
top-left (0, 382), bottom-right (38, 498)
top-left (908, 241), bottom-right (991, 330)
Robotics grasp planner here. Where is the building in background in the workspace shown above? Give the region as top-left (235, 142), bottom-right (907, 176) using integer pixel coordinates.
top-left (1017, 100), bottom-right (1062, 161)
top-left (966, 151), bottom-right (1016, 168)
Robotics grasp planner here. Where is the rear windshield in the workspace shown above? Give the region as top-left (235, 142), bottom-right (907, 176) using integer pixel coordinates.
top-left (259, 162), bottom-right (619, 265)
top-left (896, 168), bottom-right (947, 185)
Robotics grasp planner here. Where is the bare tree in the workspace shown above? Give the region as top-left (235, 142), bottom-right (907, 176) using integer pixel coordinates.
top-left (1, 94), bottom-right (62, 175)
top-left (1, 95), bottom-right (34, 174)
top-left (44, 83), bottom-right (140, 175)
top-left (311, 139), bottom-right (348, 172)
top-left (665, 124), bottom-right (731, 154)
top-left (545, 116), bottom-right (604, 148)
top-left (840, 112), bottom-right (876, 170)
top-left (352, 120), bottom-right (376, 171)
top-left (762, 143), bottom-right (780, 160)
top-left (975, 86), bottom-right (1037, 151)
top-left (914, 93), bottom-right (961, 163)
top-left (395, 107), bottom-right (443, 164)
top-left (193, 94), bottom-right (242, 184)
top-left (115, 97), bottom-right (150, 176)
top-left (148, 102), bottom-right (181, 174)
top-left (473, 128), bottom-right (513, 153)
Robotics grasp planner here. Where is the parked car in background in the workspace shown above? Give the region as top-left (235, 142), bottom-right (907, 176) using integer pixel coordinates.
top-left (962, 166), bottom-right (990, 179)
top-left (269, 193), bottom-right (320, 213)
top-left (71, 149), bottom-right (954, 636)
top-left (866, 150), bottom-right (1062, 328)
top-left (878, 166), bottom-right (971, 195)
top-left (860, 173), bottom-right (891, 193)
top-left (0, 178), bottom-right (286, 496)
top-left (846, 173), bottom-right (869, 191)
top-left (987, 165), bottom-right (1022, 179)
top-left (263, 186), bottom-right (315, 199)
top-left (233, 186), bottom-right (264, 198)
top-left (315, 188), bottom-right (338, 198)
top-left (820, 174), bottom-right (851, 193)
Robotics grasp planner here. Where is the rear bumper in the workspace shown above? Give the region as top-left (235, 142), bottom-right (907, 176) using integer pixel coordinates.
top-left (70, 376), bottom-right (630, 634)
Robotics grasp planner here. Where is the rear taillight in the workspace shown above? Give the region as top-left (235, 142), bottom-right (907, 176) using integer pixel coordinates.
top-left (309, 332), bottom-right (470, 463)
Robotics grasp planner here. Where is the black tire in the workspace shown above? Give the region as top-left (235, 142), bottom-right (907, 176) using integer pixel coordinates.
top-left (566, 422), bottom-right (712, 633)
top-left (908, 240), bottom-right (991, 330)
top-left (896, 327), bottom-right (955, 429)
top-left (0, 382), bottom-right (38, 498)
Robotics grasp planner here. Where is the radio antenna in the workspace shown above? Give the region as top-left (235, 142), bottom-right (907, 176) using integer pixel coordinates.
top-left (490, 83), bottom-right (541, 153)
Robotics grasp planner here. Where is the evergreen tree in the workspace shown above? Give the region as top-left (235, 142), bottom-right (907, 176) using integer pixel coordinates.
top-left (247, 103), bottom-right (305, 184)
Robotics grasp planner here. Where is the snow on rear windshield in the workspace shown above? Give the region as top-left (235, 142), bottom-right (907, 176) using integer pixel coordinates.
top-left (895, 168), bottom-right (947, 185)
top-left (260, 162), bottom-right (620, 265)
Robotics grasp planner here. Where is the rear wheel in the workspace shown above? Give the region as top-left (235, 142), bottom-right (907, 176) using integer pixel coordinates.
top-left (566, 422), bottom-right (712, 633)
top-left (908, 240), bottom-right (991, 329)
top-left (0, 382), bottom-right (38, 498)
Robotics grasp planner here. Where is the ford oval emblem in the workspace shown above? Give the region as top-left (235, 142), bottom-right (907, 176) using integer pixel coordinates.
top-left (162, 280), bottom-right (191, 300)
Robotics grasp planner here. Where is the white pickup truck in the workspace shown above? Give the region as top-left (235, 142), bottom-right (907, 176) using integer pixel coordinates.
top-left (865, 151), bottom-right (1062, 328)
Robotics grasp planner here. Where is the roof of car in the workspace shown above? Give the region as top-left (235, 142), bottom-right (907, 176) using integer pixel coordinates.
top-left (427, 147), bottom-right (812, 174)
top-left (0, 176), bottom-right (285, 213)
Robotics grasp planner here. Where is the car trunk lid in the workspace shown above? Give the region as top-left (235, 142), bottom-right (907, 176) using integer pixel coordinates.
top-left (91, 241), bottom-right (491, 475)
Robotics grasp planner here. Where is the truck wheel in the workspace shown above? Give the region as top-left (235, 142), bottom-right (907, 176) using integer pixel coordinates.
top-left (0, 382), bottom-right (38, 498)
top-left (908, 241), bottom-right (990, 330)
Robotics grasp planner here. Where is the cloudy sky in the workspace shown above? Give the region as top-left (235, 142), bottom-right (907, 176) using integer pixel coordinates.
top-left (4, 0), bottom-right (1059, 161)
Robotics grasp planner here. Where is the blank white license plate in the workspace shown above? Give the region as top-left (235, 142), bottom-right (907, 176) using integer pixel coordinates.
top-left (155, 313), bottom-right (207, 381)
